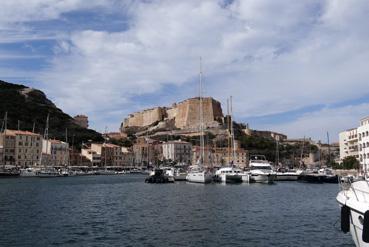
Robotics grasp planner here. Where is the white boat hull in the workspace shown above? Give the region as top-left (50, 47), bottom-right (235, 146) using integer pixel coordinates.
top-left (20, 169), bottom-right (38, 177)
top-left (186, 171), bottom-right (212, 183)
top-left (337, 181), bottom-right (369, 247)
top-left (250, 174), bottom-right (275, 183)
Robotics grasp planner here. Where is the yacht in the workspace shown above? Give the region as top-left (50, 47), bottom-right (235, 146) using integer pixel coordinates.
top-left (174, 168), bottom-right (187, 181)
top-left (37, 167), bottom-right (61, 178)
top-left (337, 180), bottom-right (369, 247)
top-left (186, 165), bottom-right (213, 183)
top-left (249, 155), bottom-right (276, 183)
top-left (20, 167), bottom-right (39, 177)
top-left (215, 167), bottom-right (242, 183)
top-left (275, 168), bottom-right (300, 181)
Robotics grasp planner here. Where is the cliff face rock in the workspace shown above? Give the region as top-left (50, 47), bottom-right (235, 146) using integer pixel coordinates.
top-left (121, 97), bottom-right (224, 132)
top-left (0, 80), bottom-right (103, 145)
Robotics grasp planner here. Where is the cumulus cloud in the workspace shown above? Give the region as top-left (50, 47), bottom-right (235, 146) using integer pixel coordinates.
top-left (2, 0), bottom-right (369, 138)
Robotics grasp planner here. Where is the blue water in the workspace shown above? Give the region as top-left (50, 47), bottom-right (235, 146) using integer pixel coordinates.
top-left (0, 175), bottom-right (353, 246)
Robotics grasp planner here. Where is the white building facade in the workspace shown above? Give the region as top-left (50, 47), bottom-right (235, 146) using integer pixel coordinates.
top-left (162, 140), bottom-right (192, 164)
top-left (339, 128), bottom-right (359, 162)
top-left (358, 117), bottom-right (369, 171)
top-left (42, 139), bottom-right (69, 166)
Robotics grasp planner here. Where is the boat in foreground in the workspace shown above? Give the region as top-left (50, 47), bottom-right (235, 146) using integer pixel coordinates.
top-left (214, 167), bottom-right (243, 183)
top-left (249, 155), bottom-right (276, 184)
top-left (337, 180), bottom-right (369, 247)
top-left (186, 165), bottom-right (213, 184)
top-left (145, 169), bottom-right (174, 183)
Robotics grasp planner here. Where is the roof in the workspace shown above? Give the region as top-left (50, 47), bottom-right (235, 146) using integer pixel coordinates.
top-left (4, 129), bottom-right (40, 137)
top-left (163, 140), bottom-right (191, 145)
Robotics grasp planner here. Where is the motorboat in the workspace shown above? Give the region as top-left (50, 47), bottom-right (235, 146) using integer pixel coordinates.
top-left (249, 155), bottom-right (276, 183)
top-left (275, 168), bottom-right (300, 181)
top-left (337, 180), bottom-right (369, 246)
top-left (0, 168), bottom-right (20, 177)
top-left (214, 167), bottom-right (242, 183)
top-left (298, 170), bottom-right (325, 183)
top-left (145, 169), bottom-right (174, 183)
top-left (174, 168), bottom-right (187, 181)
top-left (37, 167), bottom-right (61, 178)
top-left (319, 168), bottom-right (339, 183)
top-left (20, 167), bottom-right (39, 177)
top-left (186, 165), bottom-right (213, 184)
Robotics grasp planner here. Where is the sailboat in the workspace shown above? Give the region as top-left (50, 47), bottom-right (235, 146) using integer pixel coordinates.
top-left (214, 96), bottom-right (242, 183)
top-left (186, 58), bottom-right (212, 184)
top-left (38, 114), bottom-right (61, 177)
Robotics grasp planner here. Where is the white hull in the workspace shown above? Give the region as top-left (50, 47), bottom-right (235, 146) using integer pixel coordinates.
top-left (337, 181), bottom-right (369, 247)
top-left (186, 171), bottom-right (212, 183)
top-left (250, 174), bottom-right (275, 183)
top-left (241, 174), bottom-right (250, 182)
top-left (218, 174), bottom-right (242, 183)
top-left (20, 168), bottom-right (38, 177)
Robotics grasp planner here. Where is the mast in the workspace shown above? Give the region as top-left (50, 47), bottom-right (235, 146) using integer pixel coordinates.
top-left (41, 114), bottom-right (49, 167)
top-left (275, 140), bottom-right (279, 167)
top-left (230, 96), bottom-right (236, 166)
top-left (1, 112), bottom-right (7, 133)
top-left (326, 131), bottom-right (331, 166)
top-left (227, 98), bottom-right (230, 165)
top-left (300, 136), bottom-right (305, 168)
top-left (199, 57), bottom-right (205, 166)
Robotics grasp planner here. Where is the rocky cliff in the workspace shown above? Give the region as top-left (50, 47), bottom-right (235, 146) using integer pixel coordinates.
top-left (0, 80), bottom-right (103, 145)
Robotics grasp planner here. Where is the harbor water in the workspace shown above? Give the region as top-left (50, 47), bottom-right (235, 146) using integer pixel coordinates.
top-left (0, 175), bottom-right (353, 246)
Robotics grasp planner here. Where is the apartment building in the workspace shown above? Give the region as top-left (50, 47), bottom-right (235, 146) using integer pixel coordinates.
top-left (162, 140), bottom-right (192, 164)
top-left (90, 143), bottom-right (122, 167)
top-left (81, 148), bottom-right (101, 166)
top-left (42, 139), bottom-right (69, 166)
top-left (358, 116), bottom-right (369, 169)
top-left (0, 130), bottom-right (42, 168)
top-left (213, 147), bottom-right (249, 168)
top-left (339, 128), bottom-right (359, 162)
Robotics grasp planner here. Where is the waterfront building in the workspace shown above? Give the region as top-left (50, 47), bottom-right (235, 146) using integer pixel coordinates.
top-left (213, 147), bottom-right (248, 168)
top-left (90, 143), bottom-right (122, 167)
top-left (358, 116), bottom-right (369, 170)
top-left (0, 130), bottom-right (42, 168)
top-left (81, 148), bottom-right (101, 166)
top-left (69, 148), bottom-right (91, 167)
top-left (192, 146), bottom-right (214, 167)
top-left (339, 128), bottom-right (359, 162)
top-left (42, 139), bottom-right (69, 167)
top-left (121, 147), bottom-right (134, 168)
top-left (162, 140), bottom-right (192, 164)
top-left (133, 137), bottom-right (161, 167)
top-left (73, 114), bottom-right (89, 128)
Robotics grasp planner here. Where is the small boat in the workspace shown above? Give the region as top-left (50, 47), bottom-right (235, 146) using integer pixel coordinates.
top-left (37, 167), bottom-right (61, 178)
top-left (298, 171), bottom-right (325, 183)
top-left (145, 169), bottom-right (174, 183)
top-left (275, 168), bottom-right (300, 181)
top-left (337, 180), bottom-right (369, 246)
top-left (319, 168), bottom-right (339, 183)
top-left (249, 155), bottom-right (276, 184)
top-left (186, 165), bottom-right (213, 184)
top-left (20, 167), bottom-right (39, 177)
top-left (214, 167), bottom-right (242, 183)
top-left (0, 169), bottom-right (20, 177)
top-left (174, 168), bottom-right (187, 181)
top-left (94, 169), bottom-right (116, 175)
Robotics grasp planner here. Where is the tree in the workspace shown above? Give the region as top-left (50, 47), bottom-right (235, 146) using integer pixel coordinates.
top-left (342, 156), bottom-right (360, 170)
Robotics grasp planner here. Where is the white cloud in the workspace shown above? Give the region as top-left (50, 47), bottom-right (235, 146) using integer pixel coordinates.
top-left (261, 103), bottom-right (369, 143)
top-left (2, 0), bottom-right (369, 137)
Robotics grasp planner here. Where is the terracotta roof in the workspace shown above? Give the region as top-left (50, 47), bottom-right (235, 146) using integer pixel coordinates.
top-left (4, 129), bottom-right (41, 136)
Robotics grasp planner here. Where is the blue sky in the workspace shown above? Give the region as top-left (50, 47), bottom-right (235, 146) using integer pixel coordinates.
top-left (1, 0), bottom-right (369, 142)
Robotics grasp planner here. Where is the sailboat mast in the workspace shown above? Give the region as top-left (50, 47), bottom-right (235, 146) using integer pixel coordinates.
top-left (199, 57), bottom-right (205, 166)
top-left (1, 112), bottom-right (7, 133)
top-left (230, 96), bottom-right (236, 165)
top-left (326, 131), bottom-right (331, 166)
top-left (42, 114), bottom-right (49, 167)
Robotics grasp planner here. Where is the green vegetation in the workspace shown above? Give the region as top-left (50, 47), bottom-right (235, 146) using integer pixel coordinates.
top-left (0, 80), bottom-right (103, 147)
top-left (333, 156), bottom-right (360, 170)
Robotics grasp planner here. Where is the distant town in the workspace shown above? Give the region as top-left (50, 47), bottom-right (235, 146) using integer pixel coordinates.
top-left (1, 96), bottom-right (351, 172)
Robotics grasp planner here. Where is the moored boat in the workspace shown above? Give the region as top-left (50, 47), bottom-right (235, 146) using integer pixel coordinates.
top-left (249, 155), bottom-right (276, 184)
top-left (214, 167), bottom-right (242, 183)
top-left (337, 180), bottom-right (369, 246)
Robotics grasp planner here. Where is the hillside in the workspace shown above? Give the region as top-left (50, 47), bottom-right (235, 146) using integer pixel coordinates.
top-left (0, 80), bottom-right (103, 146)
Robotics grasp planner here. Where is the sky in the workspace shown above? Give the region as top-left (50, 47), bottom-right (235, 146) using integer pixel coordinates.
top-left (1, 0), bottom-right (369, 142)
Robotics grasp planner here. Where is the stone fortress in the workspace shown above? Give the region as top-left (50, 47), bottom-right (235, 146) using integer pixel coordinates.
top-left (120, 97), bottom-right (224, 133)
